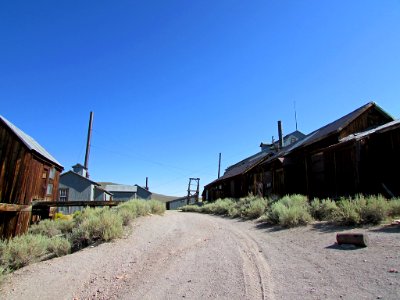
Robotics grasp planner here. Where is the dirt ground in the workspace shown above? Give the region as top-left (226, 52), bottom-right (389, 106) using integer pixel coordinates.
top-left (1, 211), bottom-right (399, 300)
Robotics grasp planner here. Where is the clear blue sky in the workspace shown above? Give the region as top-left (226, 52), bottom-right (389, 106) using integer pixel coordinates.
top-left (1, 1), bottom-right (400, 196)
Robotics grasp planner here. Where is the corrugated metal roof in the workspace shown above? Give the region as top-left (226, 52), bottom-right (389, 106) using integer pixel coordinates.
top-left (105, 184), bottom-right (138, 193)
top-left (340, 119), bottom-right (400, 143)
top-left (60, 170), bottom-right (100, 186)
top-left (0, 115), bottom-right (63, 168)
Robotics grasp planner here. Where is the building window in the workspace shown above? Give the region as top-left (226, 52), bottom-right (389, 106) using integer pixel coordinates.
top-left (46, 183), bottom-right (53, 195)
top-left (59, 188), bottom-right (69, 201)
top-left (49, 167), bottom-right (56, 179)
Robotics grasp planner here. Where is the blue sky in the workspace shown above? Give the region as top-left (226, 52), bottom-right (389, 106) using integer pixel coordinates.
top-left (1, 1), bottom-right (400, 196)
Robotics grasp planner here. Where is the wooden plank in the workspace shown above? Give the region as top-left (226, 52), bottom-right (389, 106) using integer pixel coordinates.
top-left (32, 200), bottom-right (120, 208)
top-left (0, 203), bottom-right (32, 212)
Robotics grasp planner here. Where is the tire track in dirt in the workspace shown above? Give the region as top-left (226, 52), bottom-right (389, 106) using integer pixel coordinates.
top-left (1, 212), bottom-right (276, 300)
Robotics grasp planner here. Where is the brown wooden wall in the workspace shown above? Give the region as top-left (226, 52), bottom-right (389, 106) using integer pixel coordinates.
top-left (0, 122), bottom-right (62, 238)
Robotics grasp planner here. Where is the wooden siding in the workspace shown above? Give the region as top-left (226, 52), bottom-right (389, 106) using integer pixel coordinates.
top-left (0, 123), bottom-right (62, 238)
top-left (204, 103), bottom-right (397, 201)
top-left (59, 172), bottom-right (94, 201)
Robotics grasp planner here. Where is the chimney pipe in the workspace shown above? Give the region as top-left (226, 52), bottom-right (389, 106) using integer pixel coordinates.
top-left (278, 120), bottom-right (283, 150)
top-left (145, 177), bottom-right (149, 191)
top-left (218, 153), bottom-right (221, 178)
top-left (84, 111), bottom-right (94, 178)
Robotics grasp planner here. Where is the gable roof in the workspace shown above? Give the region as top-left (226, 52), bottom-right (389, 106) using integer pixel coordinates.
top-left (204, 102), bottom-right (394, 189)
top-left (340, 119), bottom-right (400, 143)
top-left (60, 170), bottom-right (100, 186)
top-left (105, 184), bottom-right (138, 193)
top-left (60, 171), bottom-right (113, 195)
top-left (293, 102), bottom-right (392, 150)
top-left (104, 184), bottom-right (152, 194)
top-left (0, 115), bottom-right (63, 169)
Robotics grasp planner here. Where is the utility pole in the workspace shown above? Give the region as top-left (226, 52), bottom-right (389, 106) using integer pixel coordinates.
top-left (218, 153), bottom-right (222, 179)
top-left (187, 178), bottom-right (200, 205)
top-left (84, 111), bottom-right (94, 178)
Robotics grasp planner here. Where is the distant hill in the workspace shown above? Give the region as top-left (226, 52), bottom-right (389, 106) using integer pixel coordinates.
top-left (98, 182), bottom-right (182, 203)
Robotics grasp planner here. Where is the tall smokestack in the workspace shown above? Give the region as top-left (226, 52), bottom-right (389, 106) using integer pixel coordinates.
top-left (84, 111), bottom-right (94, 178)
top-left (218, 153), bottom-right (221, 178)
top-left (278, 120), bottom-right (283, 150)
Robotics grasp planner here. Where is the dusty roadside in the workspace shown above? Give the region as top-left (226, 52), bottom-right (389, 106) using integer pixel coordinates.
top-left (1, 211), bottom-right (399, 299)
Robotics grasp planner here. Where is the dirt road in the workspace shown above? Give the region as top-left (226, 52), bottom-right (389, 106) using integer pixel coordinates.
top-left (1, 211), bottom-right (399, 299)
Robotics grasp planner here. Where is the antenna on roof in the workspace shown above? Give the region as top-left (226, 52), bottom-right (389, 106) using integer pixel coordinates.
top-left (294, 101), bottom-right (298, 131)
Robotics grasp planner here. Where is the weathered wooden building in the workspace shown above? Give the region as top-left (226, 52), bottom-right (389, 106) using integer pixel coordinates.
top-left (203, 102), bottom-right (397, 201)
top-left (0, 116), bottom-right (63, 238)
top-left (203, 130), bottom-right (305, 201)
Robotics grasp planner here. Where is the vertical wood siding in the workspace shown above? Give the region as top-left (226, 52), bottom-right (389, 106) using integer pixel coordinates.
top-left (0, 124), bottom-right (62, 238)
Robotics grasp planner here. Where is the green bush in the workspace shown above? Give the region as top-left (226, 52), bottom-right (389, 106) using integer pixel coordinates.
top-left (2, 234), bottom-right (49, 270)
top-left (0, 266), bottom-right (6, 284)
top-left (47, 237), bottom-right (71, 257)
top-left (360, 195), bottom-right (389, 225)
top-left (228, 206), bottom-right (240, 218)
top-left (279, 205), bottom-right (313, 227)
top-left (334, 195), bottom-right (389, 225)
top-left (334, 197), bottom-right (361, 225)
top-left (242, 197), bottom-right (269, 219)
top-left (29, 219), bottom-right (74, 237)
top-left (181, 205), bottom-right (202, 213)
top-left (29, 219), bottom-right (61, 237)
top-left (115, 201), bottom-right (139, 225)
top-left (70, 207), bottom-right (123, 250)
top-left (388, 198), bottom-right (400, 217)
top-left (208, 199), bottom-right (235, 215)
top-left (148, 200), bottom-right (166, 215)
top-left (310, 198), bottom-right (338, 221)
top-left (268, 195), bottom-right (312, 227)
top-left (131, 200), bottom-right (151, 216)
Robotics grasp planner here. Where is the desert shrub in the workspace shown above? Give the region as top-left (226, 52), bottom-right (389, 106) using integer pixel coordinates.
top-left (256, 213), bottom-right (270, 223)
top-left (70, 207), bottom-right (123, 250)
top-left (310, 198), bottom-right (338, 221)
top-left (115, 201), bottom-right (140, 225)
top-left (334, 197), bottom-right (361, 225)
top-left (29, 219), bottom-right (61, 237)
top-left (0, 266), bottom-right (6, 284)
top-left (47, 237), bottom-right (71, 257)
top-left (360, 195), bottom-right (389, 225)
top-left (388, 198), bottom-right (400, 217)
top-left (181, 205), bottom-right (202, 213)
top-left (73, 210), bottom-right (82, 219)
top-left (242, 197), bottom-right (269, 219)
top-left (2, 234), bottom-right (49, 270)
top-left (148, 200), bottom-right (166, 215)
top-left (29, 219), bottom-right (74, 238)
top-left (268, 195), bottom-right (312, 227)
top-left (208, 199), bottom-right (235, 215)
top-left (334, 195), bottom-right (389, 225)
top-left (131, 200), bottom-right (151, 216)
top-left (54, 212), bottom-right (73, 221)
top-left (228, 206), bottom-right (240, 218)
top-left (279, 205), bottom-right (313, 227)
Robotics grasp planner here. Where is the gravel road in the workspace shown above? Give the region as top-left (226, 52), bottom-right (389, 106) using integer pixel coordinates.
top-left (1, 211), bottom-right (399, 299)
